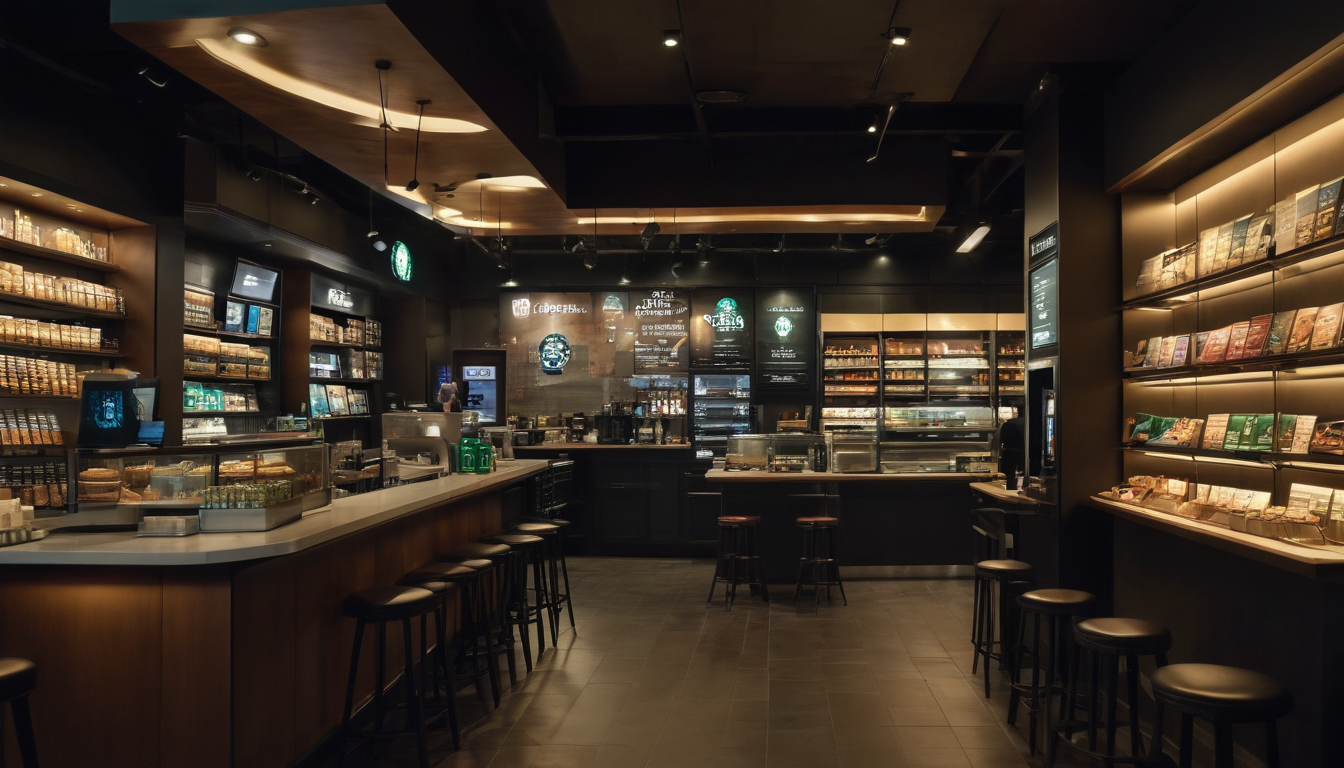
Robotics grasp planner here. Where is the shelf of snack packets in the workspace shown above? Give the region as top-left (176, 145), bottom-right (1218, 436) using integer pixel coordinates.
top-left (309, 314), bottom-right (381, 347)
top-left (183, 333), bottom-right (271, 379)
top-left (0, 260), bottom-right (122, 314)
top-left (1124, 412), bottom-right (1344, 456)
top-left (1099, 476), bottom-right (1344, 545)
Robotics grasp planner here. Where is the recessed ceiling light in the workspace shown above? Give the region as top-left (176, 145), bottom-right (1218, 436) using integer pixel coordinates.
top-left (227, 27), bottom-right (268, 47)
top-left (887, 27), bottom-right (911, 46)
top-left (663, 30), bottom-right (682, 47)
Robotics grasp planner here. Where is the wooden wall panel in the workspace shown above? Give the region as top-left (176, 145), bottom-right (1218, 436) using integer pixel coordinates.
top-left (0, 567), bottom-right (164, 768)
top-left (161, 566), bottom-right (232, 768)
top-left (232, 556), bottom-right (298, 768)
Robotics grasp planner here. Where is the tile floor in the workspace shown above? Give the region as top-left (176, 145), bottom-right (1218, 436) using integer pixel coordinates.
top-left (334, 557), bottom-right (1110, 768)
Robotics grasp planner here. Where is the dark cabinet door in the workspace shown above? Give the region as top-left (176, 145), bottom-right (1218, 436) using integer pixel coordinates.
top-left (590, 486), bottom-right (650, 539)
top-left (647, 464), bottom-right (682, 539)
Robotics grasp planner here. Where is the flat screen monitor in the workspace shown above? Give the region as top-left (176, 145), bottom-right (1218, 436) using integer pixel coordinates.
top-left (230, 260), bottom-right (279, 304)
top-left (78, 379), bottom-right (141, 448)
top-left (1042, 389), bottom-right (1057, 472)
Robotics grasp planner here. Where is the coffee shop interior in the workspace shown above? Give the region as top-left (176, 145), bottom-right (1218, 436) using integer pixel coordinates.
top-left (3, 1), bottom-right (1344, 767)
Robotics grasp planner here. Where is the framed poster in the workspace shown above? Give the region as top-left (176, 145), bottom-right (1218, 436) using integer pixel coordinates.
top-left (756, 288), bottom-right (814, 385)
top-left (632, 290), bottom-right (690, 374)
top-left (691, 289), bottom-right (753, 368)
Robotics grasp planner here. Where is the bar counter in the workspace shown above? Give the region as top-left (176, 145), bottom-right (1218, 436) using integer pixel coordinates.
top-left (0, 461), bottom-right (548, 768)
top-left (1088, 495), bottom-right (1344, 766)
top-left (707, 469), bottom-right (994, 580)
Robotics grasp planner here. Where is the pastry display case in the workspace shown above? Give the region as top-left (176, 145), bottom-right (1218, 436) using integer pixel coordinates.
top-left (926, 332), bottom-right (991, 400)
top-left (881, 406), bottom-right (996, 474)
top-left (823, 335), bottom-right (880, 402)
top-left (203, 444), bottom-right (329, 531)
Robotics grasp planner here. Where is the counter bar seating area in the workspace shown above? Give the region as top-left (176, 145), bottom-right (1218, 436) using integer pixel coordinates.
top-left (4, 4), bottom-right (1344, 768)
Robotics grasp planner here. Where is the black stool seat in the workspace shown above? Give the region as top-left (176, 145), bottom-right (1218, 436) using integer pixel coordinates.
top-left (719, 515), bottom-right (759, 523)
top-left (1151, 664), bottom-right (1292, 723)
top-left (1017, 588), bottom-right (1096, 615)
top-left (797, 516), bottom-right (838, 524)
top-left (401, 563), bottom-right (477, 583)
top-left (485, 533), bottom-right (545, 546)
top-left (341, 585), bottom-right (437, 620)
top-left (1075, 618), bottom-right (1171, 656)
top-left (513, 522), bottom-right (560, 534)
top-left (446, 542), bottom-right (511, 560)
top-left (0, 659), bottom-right (36, 702)
top-left (976, 558), bottom-right (1033, 575)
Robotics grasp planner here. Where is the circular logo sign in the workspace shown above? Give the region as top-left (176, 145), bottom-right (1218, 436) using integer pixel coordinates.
top-left (538, 333), bottom-right (572, 374)
top-left (774, 315), bottom-right (793, 340)
top-left (390, 241), bottom-right (412, 282)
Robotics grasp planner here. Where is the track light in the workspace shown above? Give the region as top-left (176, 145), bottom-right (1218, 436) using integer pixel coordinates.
top-left (886, 27), bottom-right (911, 46)
top-left (956, 223), bottom-right (992, 253)
top-left (867, 116), bottom-right (878, 133)
top-left (865, 234), bottom-right (892, 247)
top-left (583, 253), bottom-right (596, 270)
top-left (639, 221), bottom-right (660, 250)
top-left (367, 229), bottom-right (379, 238)
top-left (227, 26), bottom-right (268, 47)
top-left (697, 235), bottom-right (713, 251)
top-left (774, 235), bottom-right (785, 253)
top-left (245, 168), bottom-right (263, 182)
top-left (663, 30), bottom-right (682, 47)
top-left (619, 274), bottom-right (631, 285)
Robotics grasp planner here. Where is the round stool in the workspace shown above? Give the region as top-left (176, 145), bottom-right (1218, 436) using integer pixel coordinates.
top-left (707, 515), bottom-right (768, 610)
top-left (1149, 664), bottom-right (1293, 768)
top-left (338, 585), bottom-right (443, 768)
top-left (971, 559), bottom-right (1033, 698)
top-left (483, 533), bottom-right (551, 669)
top-left (400, 562), bottom-right (500, 709)
top-left (1046, 618), bottom-right (1171, 767)
top-left (440, 543), bottom-right (520, 685)
top-left (1008, 588), bottom-right (1096, 757)
top-left (793, 516), bottom-right (846, 609)
top-left (0, 659), bottom-right (38, 768)
top-left (513, 521), bottom-right (576, 643)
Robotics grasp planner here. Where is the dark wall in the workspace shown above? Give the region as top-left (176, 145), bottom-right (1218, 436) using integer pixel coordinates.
top-left (1105, 0), bottom-right (1344, 189)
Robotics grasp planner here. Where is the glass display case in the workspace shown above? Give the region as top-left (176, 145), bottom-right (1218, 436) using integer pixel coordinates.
top-left (880, 406), bottom-right (996, 473)
top-left (996, 331), bottom-right (1026, 398)
top-left (725, 433), bottom-right (826, 472)
top-left (820, 406), bottom-right (877, 432)
top-left (202, 444), bottom-right (329, 531)
top-left (829, 431), bottom-right (878, 473)
top-left (691, 374), bottom-right (752, 460)
top-left (926, 332), bottom-right (991, 400)
top-left (383, 411), bottom-right (460, 483)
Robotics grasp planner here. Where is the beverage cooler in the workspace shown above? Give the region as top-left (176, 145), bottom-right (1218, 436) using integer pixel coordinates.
top-left (880, 406), bottom-right (996, 474)
top-left (691, 373), bottom-right (752, 460)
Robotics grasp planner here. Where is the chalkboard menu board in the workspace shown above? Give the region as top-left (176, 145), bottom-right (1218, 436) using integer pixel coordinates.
top-left (1030, 259), bottom-right (1058, 349)
top-left (756, 288), bottom-right (814, 385)
top-left (691, 289), bottom-right (754, 368)
top-left (632, 290), bottom-right (690, 374)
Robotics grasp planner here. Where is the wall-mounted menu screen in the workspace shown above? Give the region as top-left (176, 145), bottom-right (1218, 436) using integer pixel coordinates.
top-left (691, 289), bottom-right (753, 368)
top-left (230, 260), bottom-right (279, 304)
top-left (1030, 259), bottom-right (1058, 350)
top-left (633, 290), bottom-right (690, 374)
top-left (756, 288), bottom-right (814, 385)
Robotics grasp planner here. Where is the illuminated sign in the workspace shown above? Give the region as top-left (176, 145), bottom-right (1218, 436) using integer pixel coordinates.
top-left (702, 297), bottom-right (746, 333)
top-left (326, 288), bottom-right (354, 309)
top-left (512, 297), bottom-right (531, 318)
top-left (533, 301), bottom-right (588, 315)
top-left (390, 241), bottom-right (413, 282)
top-left (462, 366), bottom-right (496, 381)
top-left (538, 333), bottom-right (572, 374)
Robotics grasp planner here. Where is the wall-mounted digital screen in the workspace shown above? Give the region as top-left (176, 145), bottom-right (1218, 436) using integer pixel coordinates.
top-left (462, 366), bottom-right (496, 381)
top-left (1029, 258), bottom-right (1058, 350)
top-left (230, 260), bottom-right (279, 304)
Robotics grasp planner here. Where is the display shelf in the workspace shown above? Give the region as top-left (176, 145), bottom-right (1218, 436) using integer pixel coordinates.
top-left (821, 365), bottom-right (880, 371)
top-left (308, 339), bottom-right (365, 349)
top-left (0, 237), bottom-right (119, 273)
top-left (309, 377), bottom-right (381, 384)
top-left (181, 324), bottom-right (276, 343)
top-left (0, 393), bottom-right (77, 400)
top-left (313, 415), bottom-right (372, 422)
top-left (1123, 444), bottom-right (1271, 465)
top-left (0, 340), bottom-right (120, 359)
top-left (183, 410), bottom-right (261, 416)
top-left (1126, 233), bottom-right (1344, 309)
top-left (183, 374), bottom-right (271, 383)
top-left (1124, 349), bottom-right (1344, 381)
top-left (0, 292), bottom-right (123, 320)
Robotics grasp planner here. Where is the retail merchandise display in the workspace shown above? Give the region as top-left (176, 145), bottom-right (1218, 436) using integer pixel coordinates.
top-left (1133, 174), bottom-right (1344, 298)
top-left (183, 334), bottom-right (270, 379)
top-left (183, 381), bottom-right (259, 413)
top-left (1128, 304), bottom-right (1344, 370)
top-left (0, 461), bottom-right (65, 510)
top-left (309, 383), bottom-right (371, 417)
top-left (0, 317), bottom-right (113, 354)
top-left (0, 261), bottom-right (121, 313)
top-left (1124, 411), bottom-right (1340, 455)
top-left (0, 355), bottom-right (78, 397)
top-left (1101, 475), bottom-right (1344, 542)
top-left (0, 408), bottom-right (63, 446)
top-left (309, 349), bottom-right (381, 380)
top-left (309, 315), bottom-right (380, 346)
top-left (1, 209), bottom-right (108, 262)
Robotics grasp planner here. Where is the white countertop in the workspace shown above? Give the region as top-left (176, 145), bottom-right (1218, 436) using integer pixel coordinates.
top-left (0, 460), bottom-right (549, 567)
top-left (707, 469), bottom-right (993, 483)
top-left (969, 481), bottom-right (1041, 508)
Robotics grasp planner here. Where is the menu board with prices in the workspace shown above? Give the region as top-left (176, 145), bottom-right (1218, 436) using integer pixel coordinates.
top-left (633, 290), bottom-right (690, 374)
top-left (756, 288), bottom-right (814, 386)
top-left (691, 289), bottom-right (753, 368)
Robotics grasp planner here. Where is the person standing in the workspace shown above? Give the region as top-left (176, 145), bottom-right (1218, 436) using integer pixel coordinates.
top-left (438, 381), bottom-right (463, 413)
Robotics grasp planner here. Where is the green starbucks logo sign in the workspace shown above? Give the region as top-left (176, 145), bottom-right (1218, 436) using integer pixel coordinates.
top-left (774, 315), bottom-right (793, 340)
top-left (704, 297), bottom-right (745, 333)
top-left (390, 241), bottom-right (413, 282)
top-left (539, 333), bottom-right (572, 374)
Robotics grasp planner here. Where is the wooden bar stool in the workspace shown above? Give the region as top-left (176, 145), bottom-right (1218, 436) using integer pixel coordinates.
top-left (1149, 664), bottom-right (1293, 768)
top-left (708, 515), bottom-right (768, 610)
top-left (793, 516), bottom-right (846, 608)
top-left (0, 658), bottom-right (38, 768)
top-left (400, 561), bottom-right (499, 709)
top-left (1008, 588), bottom-right (1096, 757)
top-left (337, 585), bottom-right (443, 768)
top-left (1046, 617), bottom-right (1171, 767)
top-left (971, 559), bottom-right (1033, 697)
top-left (512, 521), bottom-right (576, 643)
top-left (482, 533), bottom-right (552, 668)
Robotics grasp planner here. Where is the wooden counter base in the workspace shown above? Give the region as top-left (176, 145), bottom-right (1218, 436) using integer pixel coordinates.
top-left (0, 471), bottom-right (541, 768)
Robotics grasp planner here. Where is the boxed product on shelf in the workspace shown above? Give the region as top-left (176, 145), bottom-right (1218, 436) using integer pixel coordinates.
top-left (183, 333), bottom-right (219, 376)
top-left (0, 355), bottom-right (77, 397)
top-left (256, 306), bottom-right (274, 337)
top-left (341, 348), bottom-right (366, 379)
top-left (247, 347), bottom-right (270, 379)
top-left (347, 389), bottom-right (369, 415)
top-left (185, 286), bottom-right (214, 329)
top-left (0, 409), bottom-right (63, 446)
top-left (0, 460), bottom-right (67, 509)
top-left (1310, 420), bottom-right (1344, 455)
top-left (309, 314), bottom-right (338, 342)
top-left (217, 342), bottom-right (249, 379)
top-left (182, 416), bottom-right (228, 441)
top-left (364, 350), bottom-right (384, 379)
top-left (366, 319), bottom-right (382, 347)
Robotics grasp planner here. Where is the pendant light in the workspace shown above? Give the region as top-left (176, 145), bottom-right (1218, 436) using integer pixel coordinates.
top-left (406, 99), bottom-right (429, 191)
